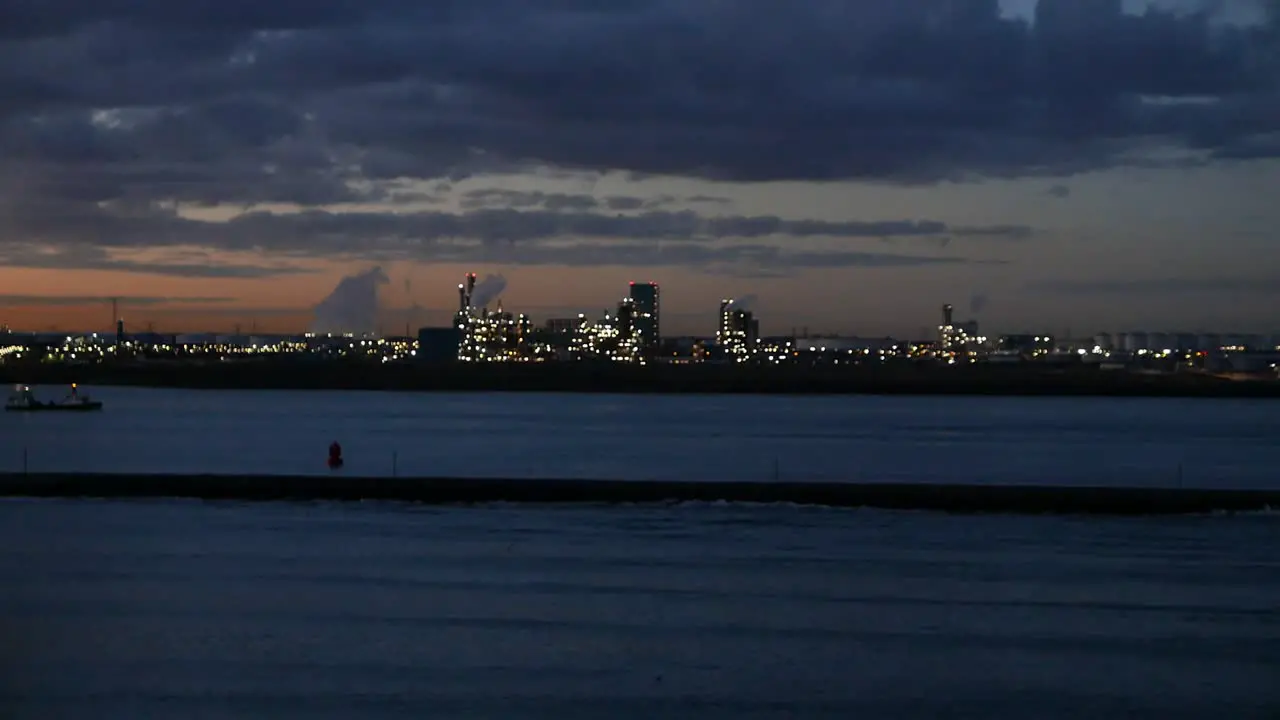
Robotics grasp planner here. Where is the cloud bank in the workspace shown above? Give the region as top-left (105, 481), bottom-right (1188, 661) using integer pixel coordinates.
top-left (0, 294), bottom-right (234, 307)
top-left (0, 204), bottom-right (1027, 276)
top-left (0, 0), bottom-right (1274, 274)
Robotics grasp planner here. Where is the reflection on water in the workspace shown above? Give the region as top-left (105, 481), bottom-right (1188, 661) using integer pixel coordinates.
top-left (2, 388), bottom-right (1279, 487)
top-left (1, 499), bottom-right (1278, 719)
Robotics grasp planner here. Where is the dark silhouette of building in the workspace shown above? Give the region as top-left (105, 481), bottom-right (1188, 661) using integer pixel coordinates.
top-left (628, 282), bottom-right (660, 355)
top-left (417, 326), bottom-right (462, 363)
top-left (616, 297), bottom-right (636, 341)
top-left (545, 318), bottom-right (577, 335)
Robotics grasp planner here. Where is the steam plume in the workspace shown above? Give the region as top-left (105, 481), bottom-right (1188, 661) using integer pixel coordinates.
top-left (310, 266), bottom-right (390, 335)
top-left (969, 293), bottom-right (989, 315)
top-left (731, 294), bottom-right (759, 312)
top-left (469, 273), bottom-right (508, 308)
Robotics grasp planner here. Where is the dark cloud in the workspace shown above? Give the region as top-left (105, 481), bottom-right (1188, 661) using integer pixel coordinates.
top-left (458, 189), bottom-right (734, 213)
top-left (1033, 276), bottom-right (1280, 294)
top-left (0, 294), bottom-right (235, 307)
top-left (1, 1), bottom-right (1274, 188)
top-left (0, 0), bottom-right (1272, 270)
top-left (602, 196), bottom-right (645, 211)
top-left (0, 243), bottom-right (315, 277)
top-left (388, 189), bottom-right (445, 205)
top-left (0, 203), bottom-right (1021, 274)
top-left (686, 195), bottom-right (733, 206)
top-left (460, 189), bottom-right (600, 212)
top-left (1046, 184), bottom-right (1072, 198)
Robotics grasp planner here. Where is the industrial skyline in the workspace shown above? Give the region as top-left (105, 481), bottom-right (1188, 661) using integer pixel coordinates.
top-left (7, 277), bottom-right (1277, 379)
top-left (2, 265), bottom-right (1279, 344)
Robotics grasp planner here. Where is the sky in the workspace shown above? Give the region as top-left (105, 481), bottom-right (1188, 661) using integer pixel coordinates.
top-left (1, 0), bottom-right (1278, 338)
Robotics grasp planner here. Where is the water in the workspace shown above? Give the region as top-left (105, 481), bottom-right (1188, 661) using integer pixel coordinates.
top-left (3, 387), bottom-right (1279, 488)
top-left (4, 391), bottom-right (1279, 717)
top-left (1, 499), bottom-right (1277, 718)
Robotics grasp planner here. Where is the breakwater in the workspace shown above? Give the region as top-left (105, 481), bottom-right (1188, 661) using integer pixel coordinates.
top-left (4, 359), bottom-right (1279, 397)
top-left (1, 473), bottom-right (1276, 515)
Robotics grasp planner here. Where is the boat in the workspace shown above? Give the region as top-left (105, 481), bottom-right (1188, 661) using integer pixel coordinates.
top-left (5, 384), bottom-right (103, 412)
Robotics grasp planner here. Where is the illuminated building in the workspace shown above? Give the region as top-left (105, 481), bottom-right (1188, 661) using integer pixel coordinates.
top-left (938, 303), bottom-right (956, 347)
top-left (997, 334), bottom-right (1055, 359)
top-left (938, 303), bottom-right (984, 353)
top-left (453, 272), bottom-right (532, 362)
top-left (716, 298), bottom-right (759, 361)
top-left (628, 282), bottom-right (660, 356)
top-left (458, 302), bottom-right (531, 362)
top-left (570, 298), bottom-right (645, 363)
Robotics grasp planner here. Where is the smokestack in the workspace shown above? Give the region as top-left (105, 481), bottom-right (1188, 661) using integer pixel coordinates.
top-left (942, 304), bottom-right (954, 326)
top-left (458, 284), bottom-right (466, 312)
top-left (466, 273), bottom-right (477, 307)
top-left (115, 319), bottom-right (124, 344)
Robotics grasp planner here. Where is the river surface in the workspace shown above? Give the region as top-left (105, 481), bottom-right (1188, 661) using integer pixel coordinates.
top-left (2, 387), bottom-right (1279, 487)
top-left (1, 498), bottom-right (1277, 719)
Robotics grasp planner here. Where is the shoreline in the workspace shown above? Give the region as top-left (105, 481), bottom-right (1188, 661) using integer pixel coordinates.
top-left (3, 361), bottom-right (1279, 398)
top-left (1, 473), bottom-right (1276, 515)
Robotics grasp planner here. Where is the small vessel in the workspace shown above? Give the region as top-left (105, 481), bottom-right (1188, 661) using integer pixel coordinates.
top-left (5, 384), bottom-right (103, 412)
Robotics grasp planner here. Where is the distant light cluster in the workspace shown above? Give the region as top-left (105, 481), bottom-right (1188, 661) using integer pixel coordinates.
top-left (452, 273), bottom-right (533, 362)
top-left (456, 305), bottom-right (532, 363)
top-left (571, 306), bottom-right (644, 363)
top-left (716, 298), bottom-right (760, 362)
top-left (4, 287), bottom-right (1280, 380)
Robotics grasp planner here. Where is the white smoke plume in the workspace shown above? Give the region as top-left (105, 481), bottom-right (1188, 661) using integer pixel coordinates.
top-left (730, 294), bottom-right (759, 311)
top-left (310, 266), bottom-right (390, 335)
top-left (469, 273), bottom-right (508, 308)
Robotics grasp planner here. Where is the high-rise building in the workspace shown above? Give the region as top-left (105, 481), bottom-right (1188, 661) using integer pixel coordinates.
top-left (717, 298), bottom-right (759, 361)
top-left (616, 297), bottom-right (636, 341)
top-left (628, 282), bottom-right (660, 355)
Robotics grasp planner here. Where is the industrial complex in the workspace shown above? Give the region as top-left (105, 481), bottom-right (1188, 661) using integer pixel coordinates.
top-left (3, 272), bottom-right (1280, 380)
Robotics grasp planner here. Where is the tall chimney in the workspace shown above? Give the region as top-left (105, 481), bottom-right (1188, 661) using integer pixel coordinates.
top-left (458, 284), bottom-right (466, 312)
top-left (942, 304), bottom-right (954, 326)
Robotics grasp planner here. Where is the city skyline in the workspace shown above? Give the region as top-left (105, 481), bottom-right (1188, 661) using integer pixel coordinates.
top-left (2, 0), bottom-right (1278, 336)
